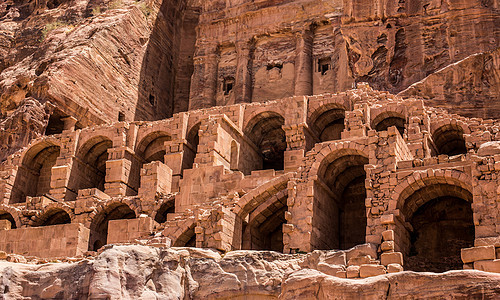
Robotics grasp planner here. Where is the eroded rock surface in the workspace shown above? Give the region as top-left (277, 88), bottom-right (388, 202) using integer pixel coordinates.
top-left (0, 245), bottom-right (499, 299)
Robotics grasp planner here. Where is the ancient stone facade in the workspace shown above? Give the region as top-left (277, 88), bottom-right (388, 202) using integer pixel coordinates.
top-left (0, 84), bottom-right (499, 277)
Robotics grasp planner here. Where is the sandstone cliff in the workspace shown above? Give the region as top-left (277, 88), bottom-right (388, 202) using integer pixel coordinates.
top-left (0, 245), bottom-right (499, 299)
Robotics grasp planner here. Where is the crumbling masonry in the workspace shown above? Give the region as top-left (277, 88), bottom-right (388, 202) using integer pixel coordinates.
top-left (1, 84), bottom-right (500, 277)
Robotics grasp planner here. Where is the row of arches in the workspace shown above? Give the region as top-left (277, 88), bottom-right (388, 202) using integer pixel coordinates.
top-left (307, 146), bottom-right (474, 272)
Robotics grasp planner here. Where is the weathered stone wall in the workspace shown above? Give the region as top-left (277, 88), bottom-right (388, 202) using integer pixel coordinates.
top-left (0, 223), bottom-right (89, 258)
top-left (0, 85), bottom-right (499, 275)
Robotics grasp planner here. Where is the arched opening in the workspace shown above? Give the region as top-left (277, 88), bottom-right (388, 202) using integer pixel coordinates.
top-left (432, 124), bottom-right (467, 156)
top-left (10, 142), bottom-right (61, 204)
top-left (245, 112), bottom-right (286, 171)
top-left (0, 211), bottom-right (17, 229)
top-left (372, 112), bottom-right (405, 137)
top-left (310, 107), bottom-right (345, 142)
top-left (316, 150), bottom-right (368, 250)
top-left (230, 140), bottom-right (239, 171)
top-left (136, 132), bottom-right (171, 164)
top-left (74, 136), bottom-right (112, 192)
top-left (36, 208), bottom-right (71, 226)
top-left (44, 110), bottom-right (65, 135)
top-left (89, 203), bottom-right (136, 251)
top-left (184, 123), bottom-right (200, 171)
top-left (174, 226), bottom-right (196, 247)
top-left (398, 181), bottom-right (474, 272)
top-left (154, 199), bottom-right (175, 224)
top-left (241, 192), bottom-right (287, 252)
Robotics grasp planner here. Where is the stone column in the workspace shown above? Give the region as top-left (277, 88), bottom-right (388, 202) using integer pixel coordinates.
top-left (105, 147), bottom-right (140, 197)
top-left (235, 40), bottom-right (254, 103)
top-left (294, 28), bottom-right (314, 96)
top-left (189, 44), bottom-right (219, 110)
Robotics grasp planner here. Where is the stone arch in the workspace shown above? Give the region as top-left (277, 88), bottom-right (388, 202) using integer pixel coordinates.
top-left (234, 173), bottom-right (293, 218)
top-left (313, 147), bottom-right (369, 250)
top-left (244, 111), bottom-right (286, 171)
top-left (371, 110), bottom-right (406, 137)
top-left (430, 120), bottom-right (469, 156)
top-left (153, 196), bottom-right (175, 224)
top-left (172, 219), bottom-right (196, 247)
top-left (308, 103), bottom-right (346, 142)
top-left (72, 135), bottom-right (113, 192)
top-left (136, 131), bottom-right (171, 163)
top-left (393, 172), bottom-right (474, 272)
top-left (184, 122), bottom-right (201, 171)
top-left (304, 141), bottom-right (370, 179)
top-left (88, 201), bottom-right (136, 251)
top-left (230, 140), bottom-right (239, 171)
top-left (234, 174), bottom-right (291, 252)
top-left (10, 140), bottom-right (61, 203)
top-left (0, 205), bottom-right (22, 229)
top-left (241, 188), bottom-right (288, 252)
top-left (32, 204), bottom-right (73, 227)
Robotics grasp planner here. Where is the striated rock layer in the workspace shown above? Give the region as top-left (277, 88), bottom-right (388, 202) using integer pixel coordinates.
top-left (0, 245), bottom-right (499, 299)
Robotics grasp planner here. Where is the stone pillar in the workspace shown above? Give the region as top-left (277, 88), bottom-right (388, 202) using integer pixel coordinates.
top-left (189, 44), bottom-right (219, 110)
top-left (235, 41), bottom-right (254, 103)
top-left (105, 147), bottom-right (140, 197)
top-left (138, 161), bottom-right (172, 202)
top-left (294, 28), bottom-right (313, 96)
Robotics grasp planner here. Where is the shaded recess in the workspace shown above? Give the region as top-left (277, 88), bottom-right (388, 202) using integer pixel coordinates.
top-left (372, 111), bottom-right (406, 137)
top-left (400, 183), bottom-right (474, 273)
top-left (310, 106), bottom-right (345, 142)
top-left (155, 198), bottom-right (175, 224)
top-left (0, 211), bottom-right (17, 229)
top-left (10, 142), bottom-right (60, 204)
top-left (89, 203), bottom-right (136, 251)
top-left (174, 225), bottom-right (196, 247)
top-left (316, 150), bottom-right (368, 250)
top-left (137, 131), bottom-right (171, 163)
top-left (183, 123), bottom-right (200, 172)
top-left (70, 136), bottom-right (112, 196)
top-left (432, 124), bottom-right (467, 156)
top-left (245, 112), bottom-right (286, 171)
top-left (35, 208), bottom-right (71, 226)
top-left (242, 191), bottom-right (288, 252)
top-left (137, 0), bottom-right (200, 120)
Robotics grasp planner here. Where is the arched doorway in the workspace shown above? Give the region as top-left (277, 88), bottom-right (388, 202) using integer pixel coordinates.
top-left (398, 180), bottom-right (474, 272)
top-left (316, 149), bottom-right (368, 250)
top-left (245, 112), bottom-right (286, 171)
top-left (73, 136), bottom-right (112, 192)
top-left (241, 191), bottom-right (288, 252)
top-left (11, 142), bottom-right (60, 203)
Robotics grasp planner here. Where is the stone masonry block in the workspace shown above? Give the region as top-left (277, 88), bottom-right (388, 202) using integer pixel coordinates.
top-left (359, 264), bottom-right (386, 278)
top-left (381, 252), bottom-right (403, 266)
top-left (461, 246), bottom-right (496, 264)
top-left (474, 259), bottom-right (500, 273)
